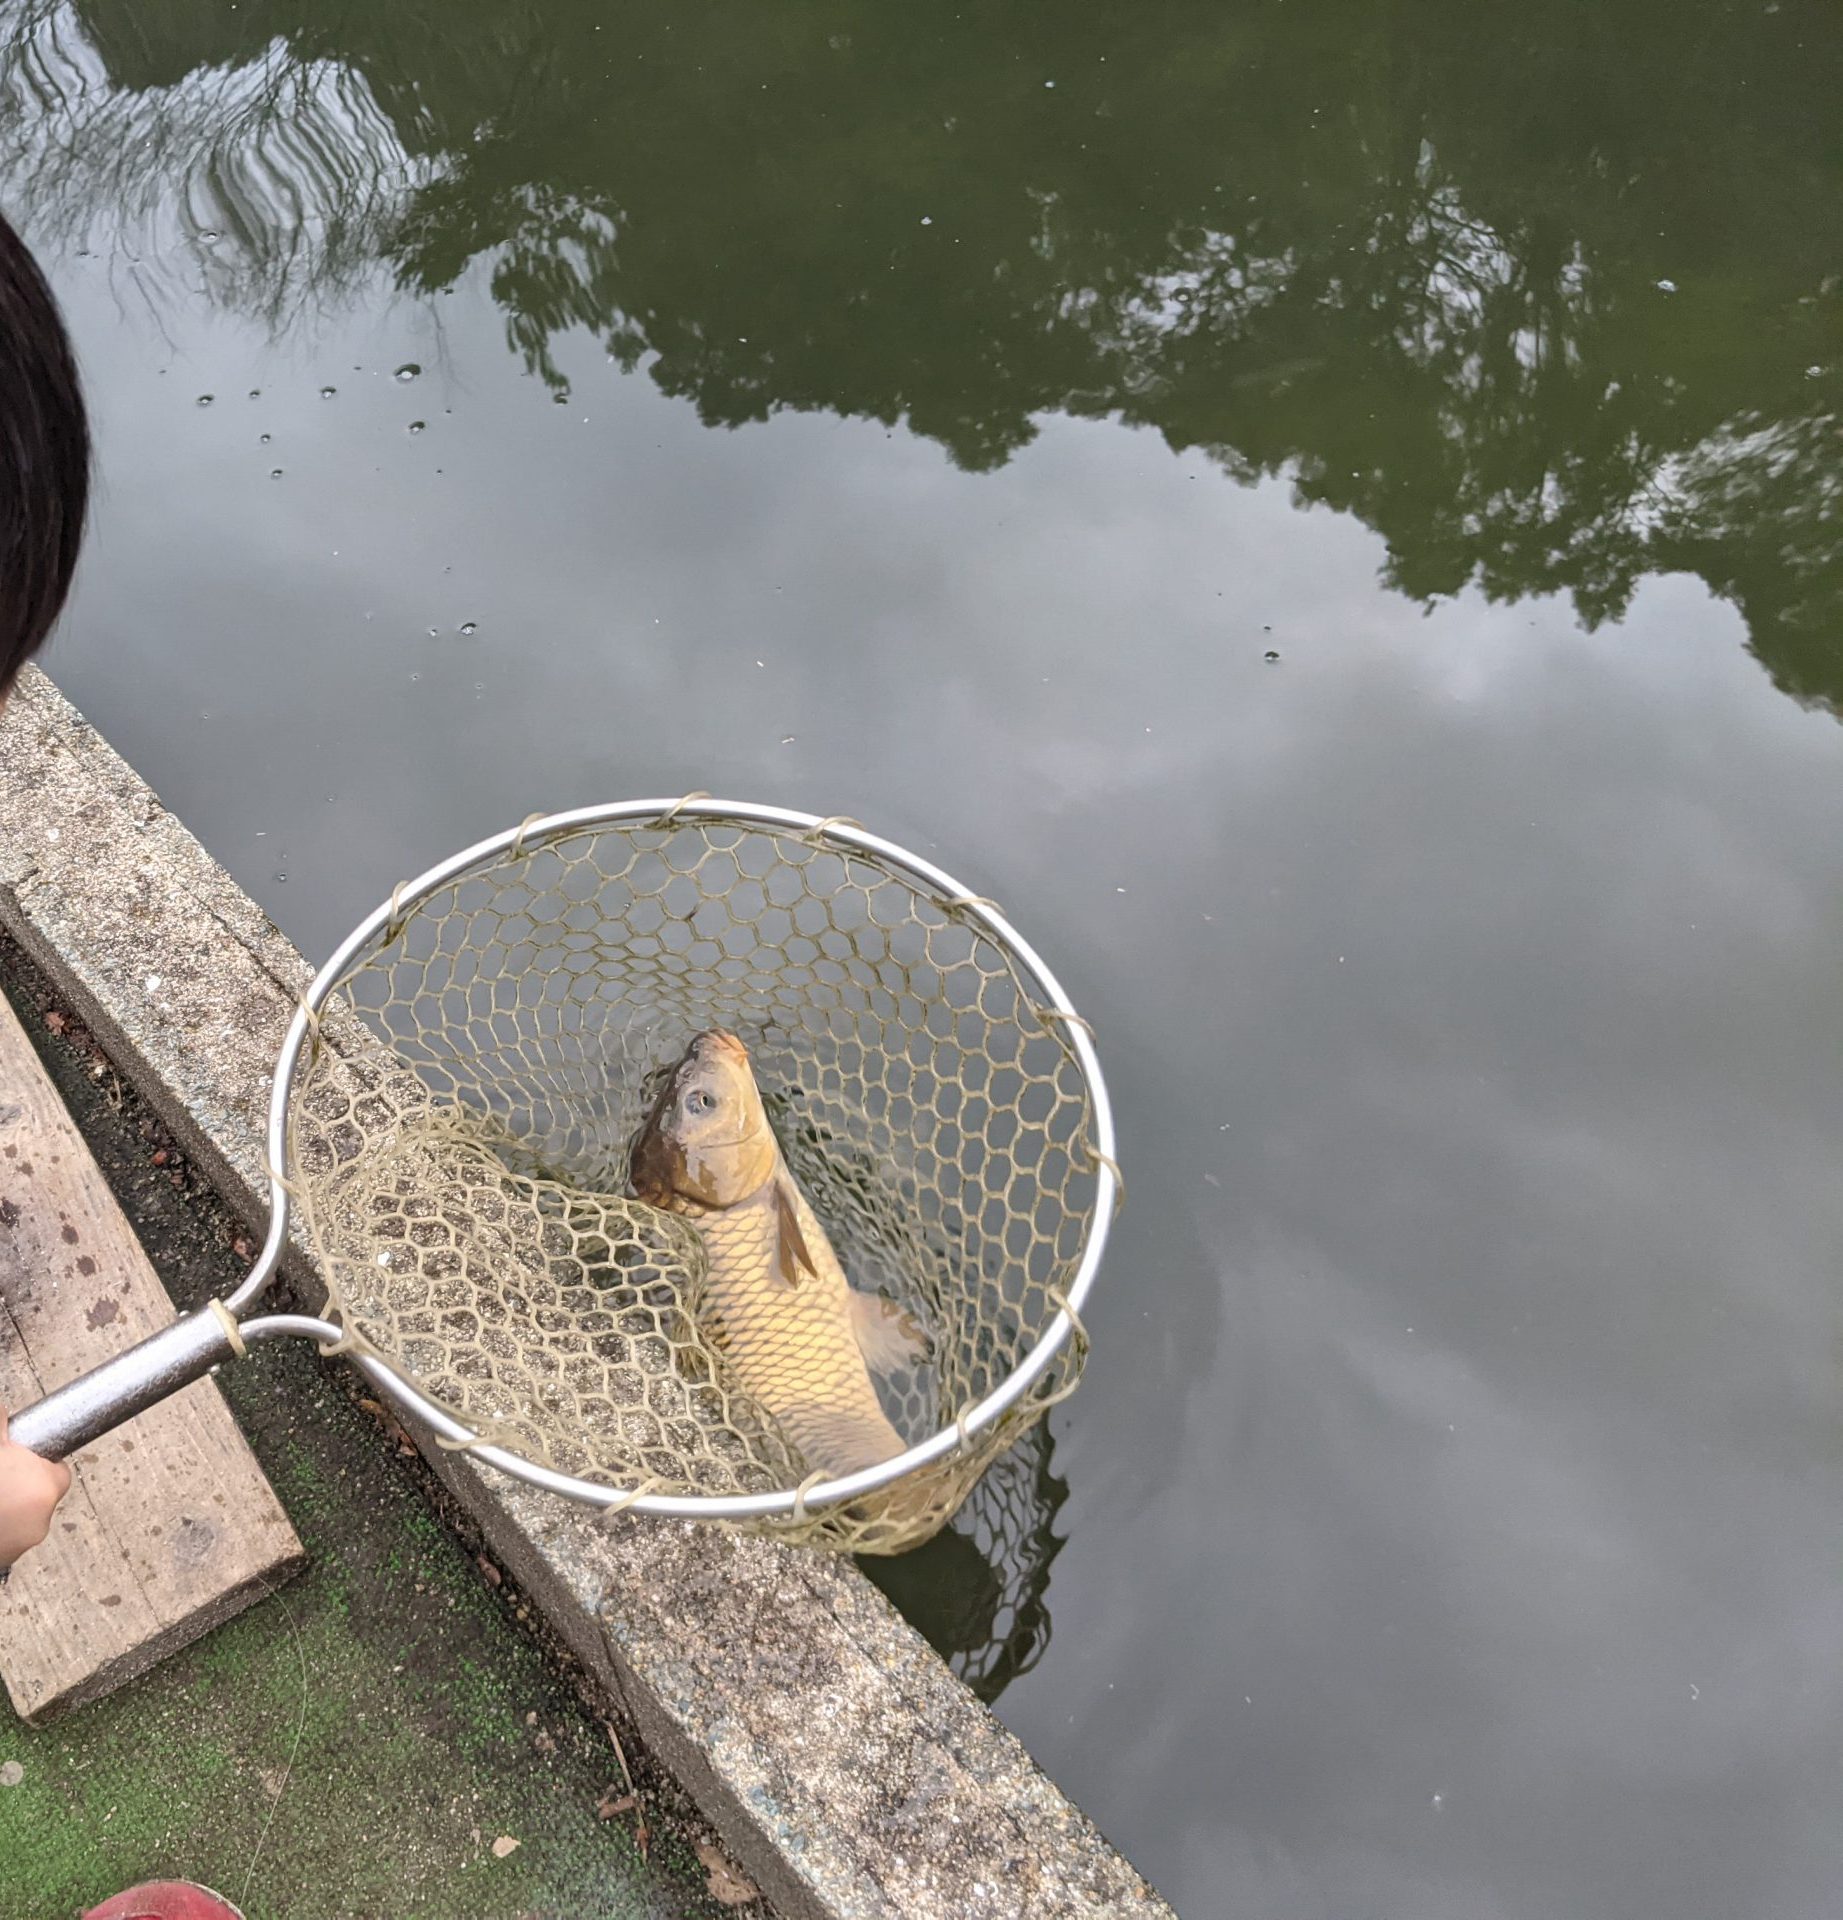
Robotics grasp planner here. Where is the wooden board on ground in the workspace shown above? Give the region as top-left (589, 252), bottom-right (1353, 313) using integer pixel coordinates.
top-left (0, 991), bottom-right (304, 1721)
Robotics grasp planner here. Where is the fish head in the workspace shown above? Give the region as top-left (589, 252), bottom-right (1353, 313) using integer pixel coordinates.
top-left (631, 1029), bottom-right (779, 1208)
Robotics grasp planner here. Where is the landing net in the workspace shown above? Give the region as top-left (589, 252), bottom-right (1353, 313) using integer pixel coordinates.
top-left (285, 807), bottom-right (1113, 1553)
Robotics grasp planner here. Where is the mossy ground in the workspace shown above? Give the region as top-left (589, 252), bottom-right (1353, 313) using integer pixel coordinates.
top-left (0, 948), bottom-right (759, 1920)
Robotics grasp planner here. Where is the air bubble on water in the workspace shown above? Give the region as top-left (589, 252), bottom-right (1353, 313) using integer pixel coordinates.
top-left (1431, 1792), bottom-right (1445, 1810)
top-left (395, 363), bottom-right (422, 382)
top-left (554, 389), bottom-right (571, 404)
top-left (269, 468), bottom-right (283, 479)
top-left (247, 389), bottom-right (261, 400)
top-left (409, 672), bottom-right (421, 682)
top-left (920, 216), bottom-right (933, 226)
top-left (273, 872), bottom-right (287, 883)
top-left (460, 623), bottom-right (477, 635)
top-left (197, 229), bottom-right (219, 242)
top-left (407, 420), bottom-right (426, 434)
top-left (320, 386), bottom-right (338, 399)
top-left (427, 627), bottom-right (440, 638)
top-left (196, 394), bottom-right (214, 406)
top-left (259, 433), bottom-right (271, 445)
top-left (1656, 278), bottom-right (1678, 293)
top-left (1264, 649), bottom-right (1280, 662)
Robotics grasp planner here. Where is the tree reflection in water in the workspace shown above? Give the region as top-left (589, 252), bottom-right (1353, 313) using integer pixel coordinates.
top-left (4, 0), bottom-right (1837, 710)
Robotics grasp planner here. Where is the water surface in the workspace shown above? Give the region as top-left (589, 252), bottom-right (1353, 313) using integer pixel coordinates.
top-left (3, 5), bottom-right (1841, 1915)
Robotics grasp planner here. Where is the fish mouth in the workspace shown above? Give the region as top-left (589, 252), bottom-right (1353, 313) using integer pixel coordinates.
top-left (693, 1030), bottom-right (748, 1061)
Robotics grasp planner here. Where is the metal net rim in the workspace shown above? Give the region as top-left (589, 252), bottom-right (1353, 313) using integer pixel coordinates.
top-left (238, 796), bottom-right (1119, 1520)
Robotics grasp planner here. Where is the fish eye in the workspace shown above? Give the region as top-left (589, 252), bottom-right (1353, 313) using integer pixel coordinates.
top-left (684, 1088), bottom-right (717, 1115)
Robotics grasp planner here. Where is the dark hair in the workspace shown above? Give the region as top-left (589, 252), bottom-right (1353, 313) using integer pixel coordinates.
top-left (0, 214), bottom-right (89, 700)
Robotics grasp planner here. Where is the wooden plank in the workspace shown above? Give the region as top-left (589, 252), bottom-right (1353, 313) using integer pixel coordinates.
top-left (0, 990), bottom-right (304, 1721)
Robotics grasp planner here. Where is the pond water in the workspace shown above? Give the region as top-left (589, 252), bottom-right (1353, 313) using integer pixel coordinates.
top-left (4, 5), bottom-right (1841, 1915)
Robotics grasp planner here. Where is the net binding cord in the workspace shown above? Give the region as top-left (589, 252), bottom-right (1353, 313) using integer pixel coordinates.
top-left (9, 800), bottom-right (1119, 1555)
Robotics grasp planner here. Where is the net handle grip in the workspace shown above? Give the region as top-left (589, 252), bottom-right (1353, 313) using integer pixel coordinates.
top-left (8, 1304), bottom-right (248, 1463)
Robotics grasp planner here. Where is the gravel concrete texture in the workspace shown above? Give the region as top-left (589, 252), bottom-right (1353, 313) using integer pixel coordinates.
top-left (0, 667), bottom-right (1176, 1920)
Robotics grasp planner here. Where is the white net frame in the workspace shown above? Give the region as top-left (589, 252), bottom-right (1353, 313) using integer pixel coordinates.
top-left (247, 800), bottom-right (1118, 1551)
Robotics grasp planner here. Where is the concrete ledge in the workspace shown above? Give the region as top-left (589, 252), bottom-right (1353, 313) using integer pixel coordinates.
top-left (0, 667), bottom-right (1175, 1920)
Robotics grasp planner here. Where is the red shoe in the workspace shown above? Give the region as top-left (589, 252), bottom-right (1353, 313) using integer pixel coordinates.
top-left (83, 1886), bottom-right (245, 1920)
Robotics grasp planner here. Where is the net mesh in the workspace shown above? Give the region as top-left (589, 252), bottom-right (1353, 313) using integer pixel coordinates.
top-left (861, 1416), bottom-right (1070, 1699)
top-left (286, 813), bottom-right (1101, 1553)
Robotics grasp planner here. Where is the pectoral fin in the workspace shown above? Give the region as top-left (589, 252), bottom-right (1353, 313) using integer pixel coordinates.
top-left (848, 1290), bottom-right (932, 1375)
top-left (775, 1177), bottom-right (817, 1287)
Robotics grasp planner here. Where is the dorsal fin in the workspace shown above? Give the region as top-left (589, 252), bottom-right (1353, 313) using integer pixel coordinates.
top-left (774, 1174), bottom-right (817, 1287)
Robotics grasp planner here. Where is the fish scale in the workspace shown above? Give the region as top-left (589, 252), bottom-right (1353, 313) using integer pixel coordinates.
top-left (674, 1174), bottom-right (909, 1479)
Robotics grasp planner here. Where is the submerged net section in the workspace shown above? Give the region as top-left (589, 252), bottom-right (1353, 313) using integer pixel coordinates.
top-left (861, 1415), bottom-right (1070, 1699)
top-left (286, 813), bottom-right (1101, 1552)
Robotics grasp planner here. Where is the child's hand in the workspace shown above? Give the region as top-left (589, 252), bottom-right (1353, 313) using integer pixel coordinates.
top-left (0, 1409), bottom-right (72, 1567)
